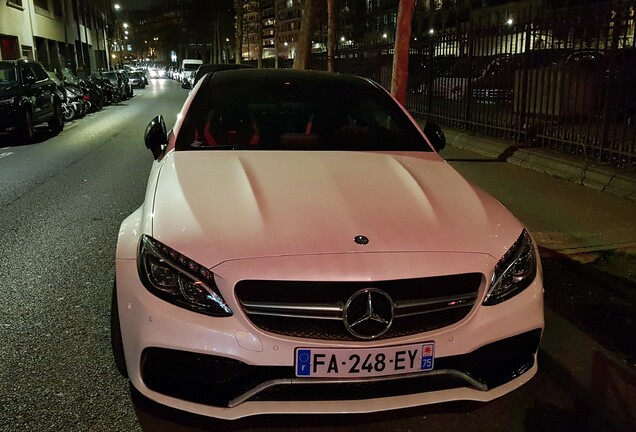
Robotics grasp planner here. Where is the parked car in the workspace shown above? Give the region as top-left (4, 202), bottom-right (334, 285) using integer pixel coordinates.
top-left (565, 48), bottom-right (636, 121)
top-left (470, 50), bottom-right (566, 104)
top-left (0, 59), bottom-right (64, 142)
top-left (112, 69), bottom-right (544, 420)
top-left (432, 56), bottom-right (501, 100)
top-left (116, 69), bottom-right (134, 99)
top-left (182, 63), bottom-right (255, 89)
top-left (409, 54), bottom-right (457, 93)
top-left (128, 71), bottom-right (147, 89)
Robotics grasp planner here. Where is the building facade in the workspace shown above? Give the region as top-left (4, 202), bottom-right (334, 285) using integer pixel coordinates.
top-left (0, 0), bottom-right (111, 73)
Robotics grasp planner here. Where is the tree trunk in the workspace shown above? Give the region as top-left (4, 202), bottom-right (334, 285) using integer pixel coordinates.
top-left (293, 0), bottom-right (312, 70)
top-left (274, 0), bottom-right (279, 68)
top-left (391, 0), bottom-right (415, 105)
top-left (235, 0), bottom-right (244, 64)
top-left (327, 0), bottom-right (335, 72)
top-left (257, 0), bottom-right (263, 68)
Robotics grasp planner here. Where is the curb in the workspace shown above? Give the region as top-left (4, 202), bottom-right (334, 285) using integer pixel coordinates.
top-left (540, 307), bottom-right (636, 432)
top-left (429, 125), bottom-right (636, 429)
top-left (439, 128), bottom-right (636, 201)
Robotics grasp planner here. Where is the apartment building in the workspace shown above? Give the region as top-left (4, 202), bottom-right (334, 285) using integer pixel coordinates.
top-left (0, 0), bottom-right (111, 73)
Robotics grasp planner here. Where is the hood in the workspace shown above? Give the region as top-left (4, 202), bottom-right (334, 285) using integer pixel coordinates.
top-left (151, 151), bottom-right (523, 267)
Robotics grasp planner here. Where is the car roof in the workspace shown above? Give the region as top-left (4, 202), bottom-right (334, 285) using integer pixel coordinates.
top-left (0, 59), bottom-right (36, 66)
top-left (194, 63), bottom-right (255, 83)
top-left (203, 68), bottom-right (375, 89)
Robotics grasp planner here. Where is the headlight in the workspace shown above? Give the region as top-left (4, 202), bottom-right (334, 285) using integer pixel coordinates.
top-left (484, 229), bottom-right (537, 306)
top-left (137, 235), bottom-right (233, 317)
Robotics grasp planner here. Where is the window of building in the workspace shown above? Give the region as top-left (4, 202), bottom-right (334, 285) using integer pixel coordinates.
top-left (53, 0), bottom-right (63, 16)
top-left (7, 0), bottom-right (24, 8)
top-left (34, 0), bottom-right (49, 10)
top-left (0, 35), bottom-right (20, 60)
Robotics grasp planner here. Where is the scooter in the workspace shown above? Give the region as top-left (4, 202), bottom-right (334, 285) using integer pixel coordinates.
top-left (61, 82), bottom-right (87, 121)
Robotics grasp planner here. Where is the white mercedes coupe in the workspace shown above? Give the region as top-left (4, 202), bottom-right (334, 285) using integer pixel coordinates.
top-left (112, 69), bottom-right (544, 419)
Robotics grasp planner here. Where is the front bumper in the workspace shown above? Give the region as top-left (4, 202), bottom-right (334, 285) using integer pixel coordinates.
top-left (116, 250), bottom-right (544, 419)
top-left (142, 329), bottom-right (540, 408)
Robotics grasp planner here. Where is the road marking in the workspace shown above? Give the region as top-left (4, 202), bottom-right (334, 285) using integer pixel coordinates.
top-left (0, 152), bottom-right (13, 160)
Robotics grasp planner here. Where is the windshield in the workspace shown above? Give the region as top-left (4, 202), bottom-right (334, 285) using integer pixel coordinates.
top-left (183, 63), bottom-right (200, 71)
top-left (176, 72), bottom-right (430, 152)
top-left (45, 70), bottom-right (62, 85)
top-left (102, 72), bottom-right (117, 81)
top-left (0, 62), bottom-right (17, 83)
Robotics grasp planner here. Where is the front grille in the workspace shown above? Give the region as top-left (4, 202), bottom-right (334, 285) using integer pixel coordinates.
top-left (248, 374), bottom-right (468, 402)
top-left (236, 274), bottom-right (483, 341)
top-left (140, 329), bottom-right (542, 408)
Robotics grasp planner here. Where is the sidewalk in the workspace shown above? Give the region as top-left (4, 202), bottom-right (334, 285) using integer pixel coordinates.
top-left (442, 127), bottom-right (636, 202)
top-left (436, 125), bottom-right (636, 432)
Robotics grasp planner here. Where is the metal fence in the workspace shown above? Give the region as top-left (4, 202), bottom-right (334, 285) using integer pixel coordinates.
top-left (311, 2), bottom-right (636, 170)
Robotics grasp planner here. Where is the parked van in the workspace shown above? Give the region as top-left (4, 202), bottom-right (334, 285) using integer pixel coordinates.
top-left (180, 59), bottom-right (203, 86)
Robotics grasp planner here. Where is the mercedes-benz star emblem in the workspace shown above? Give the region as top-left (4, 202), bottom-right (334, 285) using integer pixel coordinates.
top-left (344, 288), bottom-right (394, 339)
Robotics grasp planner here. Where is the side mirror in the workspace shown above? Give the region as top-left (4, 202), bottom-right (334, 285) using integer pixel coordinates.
top-left (423, 121), bottom-right (446, 152)
top-left (144, 115), bottom-right (168, 160)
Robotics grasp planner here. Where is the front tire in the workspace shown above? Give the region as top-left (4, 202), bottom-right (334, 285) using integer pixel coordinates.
top-left (17, 108), bottom-right (35, 143)
top-left (111, 282), bottom-right (129, 378)
top-left (63, 103), bottom-right (76, 121)
top-left (93, 94), bottom-right (104, 111)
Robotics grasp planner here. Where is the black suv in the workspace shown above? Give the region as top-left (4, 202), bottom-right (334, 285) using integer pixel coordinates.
top-left (0, 59), bottom-right (64, 143)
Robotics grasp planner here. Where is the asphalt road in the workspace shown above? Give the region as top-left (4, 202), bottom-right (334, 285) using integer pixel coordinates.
top-left (0, 78), bottom-right (615, 431)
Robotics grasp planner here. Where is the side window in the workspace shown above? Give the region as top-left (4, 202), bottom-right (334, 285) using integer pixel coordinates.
top-left (32, 63), bottom-right (48, 81)
top-left (21, 64), bottom-right (38, 83)
top-left (360, 97), bottom-right (401, 132)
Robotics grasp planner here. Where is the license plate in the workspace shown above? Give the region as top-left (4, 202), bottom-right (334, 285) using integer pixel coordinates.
top-left (295, 342), bottom-right (435, 378)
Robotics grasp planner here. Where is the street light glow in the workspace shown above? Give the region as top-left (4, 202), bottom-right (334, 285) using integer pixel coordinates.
top-left (429, 29), bottom-right (434, 34)
top-left (114, 4), bottom-right (121, 10)
top-left (506, 18), bottom-right (514, 25)
top-left (123, 23), bottom-right (129, 29)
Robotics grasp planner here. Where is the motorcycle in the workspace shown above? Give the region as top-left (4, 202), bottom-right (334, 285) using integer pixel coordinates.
top-left (60, 68), bottom-right (103, 115)
top-left (78, 75), bottom-right (105, 112)
top-left (92, 74), bottom-right (118, 105)
top-left (61, 83), bottom-right (86, 121)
